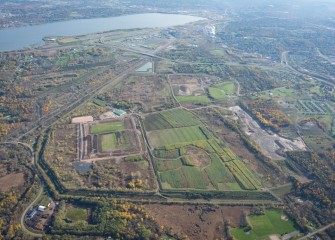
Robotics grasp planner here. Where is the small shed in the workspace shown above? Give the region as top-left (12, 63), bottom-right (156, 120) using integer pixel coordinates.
top-left (38, 206), bottom-right (46, 212)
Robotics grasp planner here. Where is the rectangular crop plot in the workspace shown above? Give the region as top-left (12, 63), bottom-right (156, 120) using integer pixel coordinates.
top-left (144, 109), bottom-right (202, 131)
top-left (91, 121), bottom-right (125, 135)
top-left (160, 109), bottom-right (202, 128)
top-left (144, 113), bottom-right (172, 131)
top-left (176, 95), bottom-right (210, 103)
top-left (155, 153), bottom-right (243, 191)
top-left (147, 126), bottom-right (207, 148)
top-left (100, 132), bottom-right (130, 152)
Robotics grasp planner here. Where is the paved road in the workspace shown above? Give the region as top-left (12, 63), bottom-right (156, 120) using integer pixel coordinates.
top-left (297, 222), bottom-right (335, 240)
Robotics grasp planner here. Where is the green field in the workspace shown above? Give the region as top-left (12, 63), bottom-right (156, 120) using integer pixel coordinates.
top-left (144, 109), bottom-right (202, 131)
top-left (145, 109), bottom-right (262, 191)
top-left (93, 98), bottom-right (107, 107)
top-left (208, 87), bottom-right (227, 100)
top-left (147, 126), bottom-right (207, 148)
top-left (213, 82), bottom-right (236, 95)
top-left (160, 109), bottom-right (202, 128)
top-left (65, 207), bottom-right (88, 222)
top-left (100, 132), bottom-right (130, 152)
top-left (176, 95), bottom-right (210, 103)
top-left (226, 161), bottom-right (260, 190)
top-left (210, 49), bottom-right (225, 56)
top-left (91, 121), bottom-right (125, 135)
top-left (231, 210), bottom-right (296, 240)
top-left (156, 153), bottom-right (242, 191)
top-left (268, 87), bottom-right (295, 97)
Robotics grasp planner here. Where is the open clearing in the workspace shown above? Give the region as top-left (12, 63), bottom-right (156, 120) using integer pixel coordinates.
top-left (229, 106), bottom-right (307, 160)
top-left (231, 210), bottom-right (296, 240)
top-left (157, 153), bottom-right (241, 190)
top-left (145, 204), bottom-right (250, 240)
top-left (0, 172), bottom-right (25, 192)
top-left (147, 126), bottom-right (208, 148)
top-left (144, 109), bottom-right (202, 131)
top-left (100, 132), bottom-right (130, 152)
top-left (145, 109), bottom-right (262, 191)
top-left (90, 121), bottom-right (125, 135)
top-left (213, 82), bottom-right (235, 95)
top-left (65, 206), bottom-right (89, 222)
top-left (144, 204), bottom-right (249, 240)
top-left (176, 95), bottom-right (210, 103)
top-left (208, 87), bottom-right (227, 100)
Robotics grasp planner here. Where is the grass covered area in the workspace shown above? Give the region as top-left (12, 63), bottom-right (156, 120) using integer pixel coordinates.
top-left (91, 121), bottom-right (125, 135)
top-left (147, 126), bottom-right (207, 148)
top-left (100, 134), bottom-right (117, 152)
top-left (231, 210), bottom-right (296, 240)
top-left (210, 49), bottom-right (225, 56)
top-left (267, 87), bottom-right (296, 97)
top-left (145, 106), bottom-right (261, 192)
top-left (100, 132), bottom-right (130, 152)
top-left (160, 109), bottom-right (202, 128)
top-left (65, 207), bottom-right (88, 222)
top-left (156, 153), bottom-right (242, 190)
top-left (208, 87), bottom-right (227, 100)
top-left (176, 95), bottom-right (210, 103)
top-left (213, 82), bottom-right (235, 95)
top-left (93, 98), bottom-right (107, 107)
top-left (144, 109), bottom-right (202, 131)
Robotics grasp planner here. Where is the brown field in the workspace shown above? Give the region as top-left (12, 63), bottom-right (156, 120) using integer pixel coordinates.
top-left (85, 157), bottom-right (157, 190)
top-left (169, 74), bottom-right (220, 86)
top-left (0, 173), bottom-right (25, 192)
top-left (144, 204), bottom-right (250, 240)
top-left (108, 74), bottom-right (175, 112)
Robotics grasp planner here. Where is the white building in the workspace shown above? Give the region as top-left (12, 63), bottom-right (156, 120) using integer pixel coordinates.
top-left (38, 206), bottom-right (46, 212)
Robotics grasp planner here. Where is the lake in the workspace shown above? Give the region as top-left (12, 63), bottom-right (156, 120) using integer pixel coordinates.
top-left (0, 13), bottom-right (205, 52)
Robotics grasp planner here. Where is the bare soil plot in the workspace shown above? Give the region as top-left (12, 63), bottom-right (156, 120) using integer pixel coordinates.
top-left (0, 172), bottom-right (25, 192)
top-left (144, 204), bottom-right (250, 240)
top-left (107, 74), bottom-right (175, 112)
top-left (229, 106), bottom-right (307, 160)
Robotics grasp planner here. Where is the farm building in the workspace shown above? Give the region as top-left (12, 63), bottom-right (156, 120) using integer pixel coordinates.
top-left (38, 206), bottom-right (46, 212)
top-left (113, 109), bottom-right (126, 117)
top-left (71, 116), bottom-right (93, 124)
top-left (28, 210), bottom-right (37, 218)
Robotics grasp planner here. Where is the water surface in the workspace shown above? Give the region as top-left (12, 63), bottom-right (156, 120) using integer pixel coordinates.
top-left (0, 13), bottom-right (205, 51)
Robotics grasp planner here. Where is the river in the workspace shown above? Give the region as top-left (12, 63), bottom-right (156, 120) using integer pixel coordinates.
top-left (0, 13), bottom-right (205, 51)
